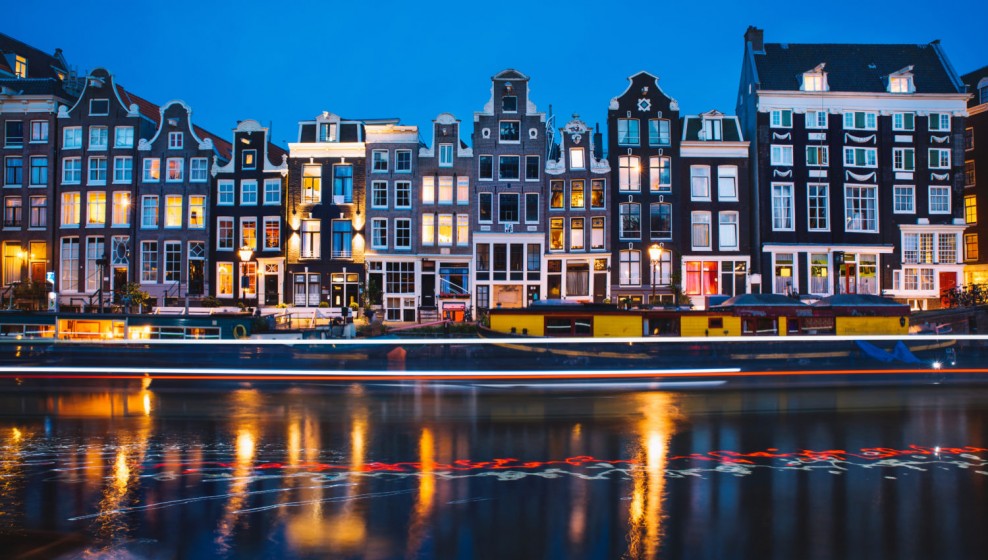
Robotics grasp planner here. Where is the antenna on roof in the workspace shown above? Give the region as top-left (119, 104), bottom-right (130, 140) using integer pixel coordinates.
top-left (545, 104), bottom-right (555, 162)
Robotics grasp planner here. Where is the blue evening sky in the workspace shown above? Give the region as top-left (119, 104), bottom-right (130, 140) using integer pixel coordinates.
top-left (7, 0), bottom-right (986, 149)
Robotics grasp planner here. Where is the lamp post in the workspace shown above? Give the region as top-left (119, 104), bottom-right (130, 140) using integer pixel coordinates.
top-left (238, 245), bottom-right (254, 303)
top-left (648, 243), bottom-right (662, 306)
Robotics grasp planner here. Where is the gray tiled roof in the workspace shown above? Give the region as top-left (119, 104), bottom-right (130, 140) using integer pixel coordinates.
top-left (755, 42), bottom-right (963, 94)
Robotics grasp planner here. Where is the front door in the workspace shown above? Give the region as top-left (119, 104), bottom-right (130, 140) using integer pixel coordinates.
top-left (112, 267), bottom-right (127, 302)
top-left (264, 274), bottom-right (279, 305)
top-left (188, 261), bottom-right (204, 296)
top-left (421, 274), bottom-right (435, 308)
top-left (940, 271), bottom-right (957, 306)
top-left (593, 272), bottom-right (608, 302)
top-left (30, 262), bottom-right (45, 283)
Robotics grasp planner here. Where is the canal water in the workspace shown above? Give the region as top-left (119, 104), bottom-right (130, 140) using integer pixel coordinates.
top-left (0, 382), bottom-right (986, 559)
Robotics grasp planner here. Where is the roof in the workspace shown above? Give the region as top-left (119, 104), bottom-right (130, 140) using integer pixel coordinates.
top-left (682, 113), bottom-right (743, 141)
top-left (811, 294), bottom-right (909, 308)
top-left (754, 42), bottom-right (963, 94)
top-left (961, 65), bottom-right (988, 108)
top-left (0, 31), bottom-right (68, 80)
top-left (713, 293), bottom-right (807, 308)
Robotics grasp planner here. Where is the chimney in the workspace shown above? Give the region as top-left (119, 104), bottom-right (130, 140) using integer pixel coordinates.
top-left (593, 123), bottom-right (603, 161)
top-left (745, 26), bottom-right (764, 53)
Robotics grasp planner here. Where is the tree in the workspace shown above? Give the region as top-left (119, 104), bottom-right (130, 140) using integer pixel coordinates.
top-left (119, 282), bottom-right (151, 313)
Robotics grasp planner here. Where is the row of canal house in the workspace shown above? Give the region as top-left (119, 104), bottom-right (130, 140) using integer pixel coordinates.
top-left (2, 28), bottom-right (983, 317)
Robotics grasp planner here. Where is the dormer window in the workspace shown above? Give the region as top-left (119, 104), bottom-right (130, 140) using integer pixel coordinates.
top-left (502, 96), bottom-right (517, 113)
top-left (702, 118), bottom-right (722, 141)
top-left (168, 132), bottom-right (183, 149)
top-left (888, 66), bottom-right (915, 94)
top-left (978, 79), bottom-right (988, 105)
top-left (14, 56), bottom-right (27, 78)
top-left (318, 123), bottom-right (337, 142)
top-left (801, 63), bottom-right (827, 92)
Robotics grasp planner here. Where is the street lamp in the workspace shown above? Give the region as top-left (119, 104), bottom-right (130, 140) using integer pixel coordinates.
top-left (239, 245), bottom-right (254, 301)
top-left (648, 243), bottom-right (663, 306)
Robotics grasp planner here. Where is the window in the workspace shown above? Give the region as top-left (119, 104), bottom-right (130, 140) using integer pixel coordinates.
top-left (502, 95), bottom-right (517, 112)
top-left (929, 186), bottom-right (951, 214)
top-left (774, 253), bottom-right (795, 294)
top-left (164, 195), bottom-right (182, 227)
top-left (302, 164), bottom-right (321, 204)
top-left (60, 238), bottom-right (79, 292)
top-left (395, 150), bottom-right (411, 172)
top-left (301, 220), bottom-right (320, 257)
top-left (619, 156), bottom-right (640, 192)
top-left (89, 99), bottom-right (109, 116)
top-left (702, 118), bottom-right (722, 140)
top-left (114, 126), bottom-right (133, 148)
top-left (457, 176), bottom-right (469, 205)
top-left (928, 148), bottom-right (950, 169)
top-left (806, 146), bottom-right (829, 166)
top-left (808, 254), bottom-right (829, 294)
top-left (770, 145), bottom-right (793, 165)
top-left (189, 195), bottom-right (205, 228)
top-left (240, 180), bottom-right (257, 205)
top-left (4, 156), bottom-right (22, 186)
top-left (550, 181), bottom-right (564, 209)
top-left (525, 155), bottom-right (540, 181)
top-left (479, 155), bottom-right (493, 180)
top-left (30, 120), bottom-right (48, 142)
top-left (963, 161), bottom-right (975, 188)
top-left (29, 157), bottom-right (47, 186)
top-left (333, 165), bottom-right (353, 202)
top-left (371, 218), bottom-right (387, 249)
top-left (591, 180), bottom-right (605, 209)
top-left (893, 148), bottom-right (915, 171)
top-left (141, 195), bottom-right (158, 228)
top-left (331, 220), bottom-right (352, 258)
top-left (499, 122), bottom-right (519, 142)
top-left (3, 196), bottom-right (21, 228)
top-left (650, 156), bottom-right (671, 192)
top-left (718, 166), bottom-right (738, 200)
top-left (844, 185), bottom-right (877, 232)
top-left (894, 185), bottom-right (915, 214)
top-left (499, 192), bottom-right (519, 222)
top-left (13, 55), bottom-right (27, 78)
top-left (242, 149), bottom-right (256, 170)
top-left (619, 250), bottom-right (640, 286)
top-left (29, 196), bottom-right (46, 228)
top-left (648, 119), bottom-right (671, 146)
top-left (690, 165), bottom-right (711, 200)
top-left (619, 203), bottom-right (640, 239)
top-left (166, 158), bottom-right (183, 182)
top-left (570, 180), bottom-right (584, 209)
top-left (63, 157), bottom-right (81, 184)
top-left (691, 212), bottom-right (711, 249)
top-left (893, 112), bottom-right (915, 131)
top-left (371, 181), bottom-right (388, 208)
top-left (457, 214), bottom-right (469, 245)
top-left (650, 202), bottom-right (672, 240)
top-left (216, 263), bottom-right (233, 296)
top-left (807, 184), bottom-right (829, 230)
top-left (262, 178), bottom-right (280, 205)
top-left (844, 147), bottom-right (877, 167)
top-left (4, 121), bottom-right (23, 147)
top-left (264, 217), bottom-right (280, 250)
top-left (479, 192), bottom-right (492, 223)
top-left (394, 181), bottom-right (411, 208)
top-left (141, 241), bottom-right (158, 282)
top-left (803, 72), bottom-right (826, 92)
top-left (438, 214), bottom-right (453, 246)
top-left (498, 156), bottom-right (520, 181)
top-left (966, 128), bottom-right (974, 151)
top-left (903, 233), bottom-right (934, 264)
top-left (570, 218), bottom-right (585, 251)
top-left (63, 126), bottom-right (82, 149)
top-left (87, 157), bottom-right (106, 184)
top-left (166, 131), bottom-right (182, 150)
top-left (372, 150), bottom-right (388, 172)
top-left (385, 262), bottom-right (415, 294)
top-left (86, 192), bottom-right (106, 225)
top-left (525, 192), bottom-right (539, 223)
top-left (843, 112), bottom-right (877, 130)
top-left (163, 242), bottom-right (181, 283)
top-left (770, 110), bottom-right (792, 128)
top-left (217, 180), bottom-right (234, 205)
top-left (982, 83), bottom-right (988, 105)
top-left (772, 183), bottom-right (794, 231)
top-left (217, 217), bottom-right (234, 250)
top-left (112, 192), bottom-right (130, 226)
top-left (241, 217), bottom-right (257, 251)
top-left (940, 234), bottom-right (957, 264)
top-left (143, 158), bottom-right (160, 182)
top-left (570, 148), bottom-right (586, 170)
top-left (805, 111), bottom-right (827, 129)
top-left (591, 217), bottom-right (605, 250)
top-left (422, 176), bottom-right (435, 204)
top-left (113, 156), bottom-right (132, 183)
top-left (190, 158), bottom-right (208, 182)
top-left (617, 119), bottom-right (640, 145)
top-left (929, 113), bottom-right (951, 132)
top-left (395, 218), bottom-right (410, 249)
top-left (719, 212), bottom-right (739, 250)
top-left (965, 233), bottom-right (979, 261)
top-left (889, 75), bottom-right (913, 93)
top-left (965, 195), bottom-right (977, 224)
top-left (318, 122), bottom-right (337, 142)
top-left (438, 176), bottom-right (453, 204)
top-left (89, 126), bottom-right (108, 150)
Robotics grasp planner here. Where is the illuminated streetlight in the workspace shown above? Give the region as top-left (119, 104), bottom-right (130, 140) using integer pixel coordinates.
top-left (648, 243), bottom-right (663, 305)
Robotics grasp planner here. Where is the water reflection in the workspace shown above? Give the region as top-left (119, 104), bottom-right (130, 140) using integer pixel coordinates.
top-left (0, 385), bottom-right (986, 559)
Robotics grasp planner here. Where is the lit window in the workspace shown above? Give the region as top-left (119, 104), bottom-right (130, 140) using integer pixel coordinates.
top-left (889, 76), bottom-right (913, 93)
top-left (802, 72), bottom-right (826, 92)
top-left (302, 165), bottom-right (321, 204)
top-left (166, 158), bottom-right (184, 181)
top-left (165, 195), bottom-right (183, 227)
top-left (13, 56), bottom-right (27, 78)
top-left (189, 196), bottom-right (205, 228)
top-left (570, 148), bottom-right (585, 170)
top-left (618, 156), bottom-right (640, 192)
top-left (87, 192), bottom-right (106, 225)
top-left (142, 158), bottom-right (160, 182)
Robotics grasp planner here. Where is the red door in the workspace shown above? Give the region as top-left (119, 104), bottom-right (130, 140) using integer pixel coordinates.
top-left (940, 272), bottom-right (957, 307)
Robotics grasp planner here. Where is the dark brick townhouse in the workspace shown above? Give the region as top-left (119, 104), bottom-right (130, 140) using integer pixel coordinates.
top-left (961, 66), bottom-right (988, 284)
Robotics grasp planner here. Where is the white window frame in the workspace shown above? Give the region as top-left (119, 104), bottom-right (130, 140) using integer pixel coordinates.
top-left (718, 211), bottom-right (739, 250)
top-left (770, 145), bottom-right (793, 166)
top-left (263, 178), bottom-right (281, 205)
top-left (807, 183), bottom-right (830, 232)
top-left (844, 184), bottom-right (878, 233)
top-left (893, 112), bottom-right (915, 131)
top-left (691, 211), bottom-right (712, 251)
top-left (168, 131), bottom-right (183, 149)
top-left (928, 148), bottom-right (950, 169)
top-left (770, 110), bottom-right (792, 128)
top-left (190, 158), bottom-right (209, 182)
top-left (929, 185), bottom-right (951, 214)
top-left (371, 150), bottom-right (388, 173)
top-left (690, 165), bottom-right (711, 200)
top-left (771, 183), bottom-right (794, 231)
top-left (893, 185), bottom-right (915, 214)
top-left (805, 111), bottom-right (828, 129)
top-left (843, 147), bottom-right (877, 168)
top-left (929, 113), bottom-right (951, 132)
top-left (240, 180), bottom-right (258, 206)
top-left (893, 148), bottom-right (915, 171)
